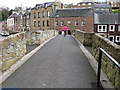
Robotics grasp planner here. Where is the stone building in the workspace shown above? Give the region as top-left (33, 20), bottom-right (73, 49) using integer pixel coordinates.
top-left (50, 8), bottom-right (94, 33)
top-left (94, 13), bottom-right (120, 45)
top-left (7, 12), bottom-right (21, 33)
top-left (31, 1), bottom-right (63, 31)
top-left (24, 8), bottom-right (32, 31)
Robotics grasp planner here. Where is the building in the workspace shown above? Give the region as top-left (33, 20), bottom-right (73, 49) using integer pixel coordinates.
top-left (94, 12), bottom-right (120, 45)
top-left (50, 8), bottom-right (94, 33)
top-left (7, 12), bottom-right (19, 33)
top-left (25, 8), bottom-right (32, 32)
top-left (109, 0), bottom-right (119, 11)
top-left (31, 1), bottom-right (62, 31)
top-left (93, 3), bottom-right (111, 13)
top-left (76, 0), bottom-right (94, 8)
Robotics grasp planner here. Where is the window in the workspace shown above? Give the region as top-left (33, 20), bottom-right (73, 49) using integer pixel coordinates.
top-left (47, 11), bottom-right (50, 17)
top-left (96, 8), bottom-right (99, 10)
top-left (109, 36), bottom-right (114, 42)
top-left (38, 12), bottom-right (41, 18)
top-left (109, 25), bottom-right (115, 31)
top-left (55, 21), bottom-right (58, 26)
top-left (67, 20), bottom-right (71, 26)
top-left (34, 13), bottom-right (36, 18)
top-left (88, 3), bottom-right (92, 5)
top-left (98, 25), bottom-right (107, 32)
top-left (38, 21), bottom-right (40, 27)
top-left (82, 3), bottom-right (85, 6)
top-left (27, 14), bottom-right (29, 18)
top-left (118, 25), bottom-right (120, 31)
top-left (116, 36), bottom-right (120, 42)
top-left (20, 21), bottom-right (22, 26)
top-left (101, 9), bottom-right (104, 11)
top-left (47, 20), bottom-right (49, 26)
top-left (106, 9), bottom-right (109, 12)
top-left (82, 20), bottom-right (85, 26)
top-left (26, 20), bottom-right (29, 26)
top-left (43, 11), bottom-right (45, 18)
top-left (75, 20), bottom-right (78, 26)
top-left (78, 4), bottom-right (80, 6)
top-left (61, 21), bottom-right (64, 26)
top-left (34, 21), bottom-right (36, 27)
top-left (43, 21), bottom-right (45, 27)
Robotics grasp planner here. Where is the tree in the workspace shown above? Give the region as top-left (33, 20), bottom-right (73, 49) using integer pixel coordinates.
top-left (9, 9), bottom-right (14, 16)
top-left (0, 6), bottom-right (9, 21)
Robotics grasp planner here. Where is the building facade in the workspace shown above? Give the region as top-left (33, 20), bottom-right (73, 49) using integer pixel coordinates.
top-left (50, 8), bottom-right (94, 33)
top-left (31, 1), bottom-right (62, 31)
top-left (94, 13), bottom-right (120, 45)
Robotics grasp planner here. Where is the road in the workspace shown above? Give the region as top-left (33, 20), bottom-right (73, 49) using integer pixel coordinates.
top-left (3, 35), bottom-right (97, 88)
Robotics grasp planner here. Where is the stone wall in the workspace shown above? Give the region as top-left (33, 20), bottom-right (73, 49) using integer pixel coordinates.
top-left (72, 29), bottom-right (94, 46)
top-left (0, 30), bottom-right (58, 73)
top-left (92, 34), bottom-right (120, 89)
top-left (72, 30), bottom-right (120, 90)
top-left (26, 30), bottom-right (58, 45)
top-left (0, 32), bottom-right (26, 72)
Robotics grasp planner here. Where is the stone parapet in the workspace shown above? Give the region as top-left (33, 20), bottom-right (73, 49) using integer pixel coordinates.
top-left (0, 32), bottom-right (26, 72)
top-left (72, 30), bottom-right (120, 90)
top-left (72, 29), bottom-right (94, 46)
top-left (26, 30), bottom-right (58, 45)
top-left (92, 34), bottom-right (120, 89)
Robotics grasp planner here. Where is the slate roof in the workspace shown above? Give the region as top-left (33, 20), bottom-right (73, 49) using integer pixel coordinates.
top-left (94, 13), bottom-right (120, 24)
top-left (51, 8), bottom-right (93, 18)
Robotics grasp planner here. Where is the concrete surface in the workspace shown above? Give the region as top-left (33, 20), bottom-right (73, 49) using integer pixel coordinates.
top-left (2, 35), bottom-right (97, 88)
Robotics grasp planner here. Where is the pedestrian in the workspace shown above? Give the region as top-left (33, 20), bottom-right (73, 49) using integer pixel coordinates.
top-left (63, 25), bottom-right (68, 37)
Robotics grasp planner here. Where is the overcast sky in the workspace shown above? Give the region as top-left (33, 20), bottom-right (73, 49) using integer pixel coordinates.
top-left (0, 0), bottom-right (105, 9)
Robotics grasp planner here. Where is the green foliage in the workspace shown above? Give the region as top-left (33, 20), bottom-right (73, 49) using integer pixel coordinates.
top-left (112, 9), bottom-right (119, 13)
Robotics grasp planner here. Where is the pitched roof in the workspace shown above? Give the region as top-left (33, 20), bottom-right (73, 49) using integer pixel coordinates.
top-left (51, 8), bottom-right (93, 18)
top-left (94, 13), bottom-right (120, 24)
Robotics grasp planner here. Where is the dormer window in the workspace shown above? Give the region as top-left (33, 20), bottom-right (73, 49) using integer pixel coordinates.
top-left (109, 25), bottom-right (115, 31)
top-left (98, 25), bottom-right (107, 32)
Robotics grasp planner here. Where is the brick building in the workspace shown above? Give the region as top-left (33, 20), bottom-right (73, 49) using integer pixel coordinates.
top-left (50, 8), bottom-right (94, 33)
top-left (94, 13), bottom-right (120, 45)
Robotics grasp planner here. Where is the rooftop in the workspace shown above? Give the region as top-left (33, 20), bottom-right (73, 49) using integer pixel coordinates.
top-left (51, 8), bottom-right (93, 18)
top-left (94, 13), bottom-right (120, 24)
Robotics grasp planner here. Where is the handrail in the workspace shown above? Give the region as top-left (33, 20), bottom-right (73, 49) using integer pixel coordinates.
top-left (97, 48), bottom-right (120, 87)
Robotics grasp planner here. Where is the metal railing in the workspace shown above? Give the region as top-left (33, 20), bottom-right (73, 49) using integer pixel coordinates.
top-left (97, 48), bottom-right (120, 87)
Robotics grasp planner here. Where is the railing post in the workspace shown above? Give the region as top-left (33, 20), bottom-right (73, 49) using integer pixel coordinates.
top-left (97, 48), bottom-right (102, 87)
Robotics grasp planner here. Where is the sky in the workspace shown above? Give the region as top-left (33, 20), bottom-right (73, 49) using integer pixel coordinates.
top-left (0, 0), bottom-right (106, 10)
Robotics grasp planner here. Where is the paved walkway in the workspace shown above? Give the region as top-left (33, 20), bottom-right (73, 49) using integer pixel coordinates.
top-left (3, 35), bottom-right (97, 88)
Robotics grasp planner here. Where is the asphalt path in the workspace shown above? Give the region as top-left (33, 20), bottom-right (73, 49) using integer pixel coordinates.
top-left (3, 35), bottom-right (97, 88)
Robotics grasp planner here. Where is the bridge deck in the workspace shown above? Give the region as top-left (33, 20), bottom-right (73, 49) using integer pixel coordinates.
top-left (3, 35), bottom-right (97, 88)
